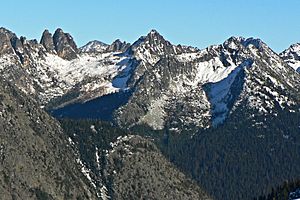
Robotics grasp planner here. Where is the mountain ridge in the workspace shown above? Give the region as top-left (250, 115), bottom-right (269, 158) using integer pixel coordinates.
top-left (0, 27), bottom-right (299, 132)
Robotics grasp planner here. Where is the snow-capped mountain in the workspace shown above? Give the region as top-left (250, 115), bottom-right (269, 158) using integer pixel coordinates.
top-left (280, 43), bottom-right (300, 72)
top-left (0, 27), bottom-right (299, 132)
top-left (80, 39), bottom-right (130, 54)
top-left (115, 35), bottom-right (300, 130)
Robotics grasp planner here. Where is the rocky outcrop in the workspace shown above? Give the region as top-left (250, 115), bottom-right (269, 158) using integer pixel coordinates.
top-left (107, 39), bottom-right (130, 52)
top-left (53, 28), bottom-right (78, 60)
top-left (40, 29), bottom-right (56, 53)
top-left (0, 28), bottom-right (16, 55)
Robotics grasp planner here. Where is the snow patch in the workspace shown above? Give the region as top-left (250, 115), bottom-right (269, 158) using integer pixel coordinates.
top-left (208, 66), bottom-right (242, 126)
top-left (90, 125), bottom-right (98, 133)
top-left (100, 185), bottom-right (110, 200)
top-left (76, 158), bottom-right (97, 189)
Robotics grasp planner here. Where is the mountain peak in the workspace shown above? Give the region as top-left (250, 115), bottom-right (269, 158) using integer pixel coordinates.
top-left (0, 27), bottom-right (11, 33)
top-left (107, 39), bottom-right (130, 52)
top-left (42, 29), bottom-right (50, 34)
top-left (285, 43), bottom-right (300, 53)
top-left (148, 29), bottom-right (160, 35)
top-left (226, 36), bottom-right (245, 42)
top-left (280, 42), bottom-right (300, 71)
top-left (223, 36), bottom-right (246, 50)
top-left (52, 28), bottom-right (78, 60)
top-left (0, 28), bottom-right (17, 55)
top-left (242, 37), bottom-right (265, 49)
top-left (54, 28), bottom-right (64, 34)
top-left (0, 27), bottom-right (17, 40)
top-left (40, 29), bottom-right (55, 53)
top-left (145, 29), bottom-right (165, 40)
top-left (80, 40), bottom-right (108, 53)
top-left (223, 36), bottom-right (266, 51)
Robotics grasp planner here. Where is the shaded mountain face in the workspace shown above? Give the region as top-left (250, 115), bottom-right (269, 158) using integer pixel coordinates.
top-left (105, 135), bottom-right (211, 200)
top-left (162, 104), bottom-right (300, 200)
top-left (280, 43), bottom-right (300, 72)
top-left (59, 119), bottom-right (212, 200)
top-left (0, 79), bottom-right (97, 199)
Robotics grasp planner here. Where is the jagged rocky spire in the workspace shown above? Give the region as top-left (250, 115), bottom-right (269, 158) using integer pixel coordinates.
top-left (0, 29), bottom-right (15, 55)
top-left (40, 29), bottom-right (55, 53)
top-left (53, 28), bottom-right (78, 60)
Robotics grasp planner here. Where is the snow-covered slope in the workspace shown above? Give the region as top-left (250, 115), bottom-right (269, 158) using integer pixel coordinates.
top-left (0, 28), bottom-right (134, 107)
top-left (35, 52), bottom-right (132, 103)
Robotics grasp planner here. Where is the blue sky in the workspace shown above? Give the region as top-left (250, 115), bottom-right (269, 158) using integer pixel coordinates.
top-left (1, 0), bottom-right (299, 52)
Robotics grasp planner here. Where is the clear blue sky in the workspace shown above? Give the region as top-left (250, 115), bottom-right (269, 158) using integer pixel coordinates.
top-left (1, 0), bottom-right (300, 52)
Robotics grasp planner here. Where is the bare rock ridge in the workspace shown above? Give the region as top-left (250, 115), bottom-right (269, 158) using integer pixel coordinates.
top-left (107, 39), bottom-right (130, 52)
top-left (0, 27), bottom-right (80, 61)
top-left (80, 39), bottom-right (130, 53)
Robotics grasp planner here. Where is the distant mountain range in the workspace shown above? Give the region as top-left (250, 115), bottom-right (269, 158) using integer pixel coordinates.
top-left (0, 27), bottom-right (300, 200)
top-left (1, 27), bottom-right (299, 131)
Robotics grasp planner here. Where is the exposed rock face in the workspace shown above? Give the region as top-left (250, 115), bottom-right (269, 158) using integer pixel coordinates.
top-left (40, 29), bottom-right (56, 53)
top-left (107, 39), bottom-right (130, 52)
top-left (0, 28), bottom-right (16, 55)
top-left (115, 56), bottom-right (210, 130)
top-left (0, 28), bottom-right (42, 66)
top-left (0, 80), bottom-right (97, 199)
top-left (53, 28), bottom-right (78, 60)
